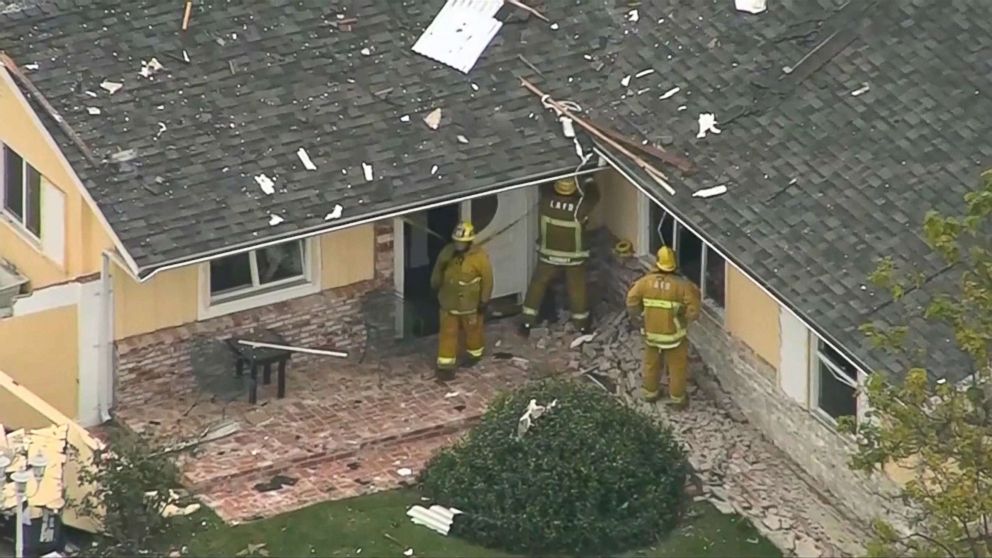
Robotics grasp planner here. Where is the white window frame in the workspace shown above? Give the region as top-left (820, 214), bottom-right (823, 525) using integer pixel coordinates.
top-left (808, 334), bottom-right (867, 428)
top-left (0, 142), bottom-right (43, 242)
top-left (198, 238), bottom-right (321, 319)
top-left (642, 200), bottom-right (726, 314)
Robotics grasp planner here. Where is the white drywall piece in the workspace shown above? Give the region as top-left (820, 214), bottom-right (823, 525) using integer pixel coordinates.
top-left (778, 308), bottom-right (810, 407)
top-left (412, 0), bottom-right (504, 73)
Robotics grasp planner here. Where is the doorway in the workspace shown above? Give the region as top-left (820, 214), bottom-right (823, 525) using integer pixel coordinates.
top-left (401, 204), bottom-right (460, 337)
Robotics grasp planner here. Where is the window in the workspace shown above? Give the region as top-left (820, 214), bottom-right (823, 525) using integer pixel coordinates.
top-left (812, 339), bottom-right (860, 422)
top-left (209, 240), bottom-right (307, 302)
top-left (647, 204), bottom-right (726, 309)
top-left (1, 145), bottom-right (42, 237)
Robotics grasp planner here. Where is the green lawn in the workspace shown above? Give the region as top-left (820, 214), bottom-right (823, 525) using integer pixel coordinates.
top-left (179, 490), bottom-right (781, 558)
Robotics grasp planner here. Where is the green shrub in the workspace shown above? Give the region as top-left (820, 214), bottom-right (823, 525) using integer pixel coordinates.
top-left (420, 378), bottom-right (688, 556)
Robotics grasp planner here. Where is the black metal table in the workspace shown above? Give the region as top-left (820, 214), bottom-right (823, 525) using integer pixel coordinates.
top-left (226, 330), bottom-right (292, 404)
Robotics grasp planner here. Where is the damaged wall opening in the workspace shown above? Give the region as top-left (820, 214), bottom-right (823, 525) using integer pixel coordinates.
top-left (647, 203), bottom-right (726, 310)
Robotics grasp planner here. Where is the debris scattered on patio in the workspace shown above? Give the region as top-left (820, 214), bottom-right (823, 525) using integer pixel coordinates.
top-left (253, 474), bottom-right (298, 493)
top-left (627, 9), bottom-right (639, 22)
top-left (423, 108), bottom-right (442, 130)
top-left (297, 147), bottom-right (317, 170)
top-left (412, 0), bottom-right (503, 73)
top-left (851, 82), bottom-right (871, 96)
top-left (569, 333), bottom-right (596, 349)
top-left (362, 162), bottom-right (374, 181)
top-left (408, 504), bottom-right (462, 536)
top-left (696, 113), bottom-right (721, 138)
top-left (444, 391), bottom-right (460, 398)
top-left (692, 184), bottom-right (728, 199)
top-left (510, 356), bottom-right (530, 370)
top-left (324, 204), bottom-right (344, 220)
top-left (660, 86), bottom-right (680, 100)
top-left (516, 398), bottom-right (558, 439)
top-left (100, 80), bottom-right (123, 94)
top-left (86, 107), bottom-right (101, 115)
top-left (735, 0), bottom-right (767, 14)
top-left (159, 420), bottom-right (241, 456)
top-left (396, 467), bottom-right (413, 477)
top-left (138, 58), bottom-right (165, 79)
top-left (268, 214), bottom-right (284, 226)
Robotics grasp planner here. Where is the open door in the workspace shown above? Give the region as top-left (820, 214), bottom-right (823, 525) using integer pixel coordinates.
top-left (462, 187), bottom-right (536, 304)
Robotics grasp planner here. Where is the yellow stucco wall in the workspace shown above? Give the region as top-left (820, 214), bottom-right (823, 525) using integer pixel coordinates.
top-left (112, 262), bottom-right (198, 341)
top-left (593, 169), bottom-right (641, 246)
top-left (725, 266), bottom-right (781, 370)
top-left (0, 305), bottom-right (78, 422)
top-left (321, 224), bottom-right (375, 288)
top-left (0, 71), bottom-right (114, 287)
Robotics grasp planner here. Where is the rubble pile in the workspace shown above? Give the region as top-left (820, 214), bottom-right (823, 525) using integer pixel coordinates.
top-left (540, 309), bottom-right (871, 558)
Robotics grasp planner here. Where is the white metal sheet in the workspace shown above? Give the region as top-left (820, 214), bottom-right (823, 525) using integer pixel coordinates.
top-left (412, 0), bottom-right (504, 74)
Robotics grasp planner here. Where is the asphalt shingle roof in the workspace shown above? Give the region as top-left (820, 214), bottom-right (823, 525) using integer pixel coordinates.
top-left (0, 0), bottom-right (608, 273)
top-left (3, 0), bottom-right (990, 382)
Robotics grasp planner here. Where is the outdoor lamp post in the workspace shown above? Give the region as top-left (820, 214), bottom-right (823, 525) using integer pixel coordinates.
top-left (2, 449), bottom-right (49, 558)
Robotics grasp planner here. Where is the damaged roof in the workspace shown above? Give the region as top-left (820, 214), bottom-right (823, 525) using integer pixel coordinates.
top-left (571, 0), bottom-right (991, 381)
top-left (0, 0), bottom-right (608, 274)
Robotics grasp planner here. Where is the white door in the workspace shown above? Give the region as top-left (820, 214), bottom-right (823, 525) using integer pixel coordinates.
top-left (462, 187), bottom-right (536, 302)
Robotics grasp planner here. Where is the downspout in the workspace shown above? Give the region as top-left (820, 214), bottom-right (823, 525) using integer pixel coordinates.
top-left (97, 251), bottom-right (114, 422)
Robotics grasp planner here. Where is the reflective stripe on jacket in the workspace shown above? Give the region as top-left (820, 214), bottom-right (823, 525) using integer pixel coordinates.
top-left (430, 243), bottom-right (494, 314)
top-left (536, 182), bottom-right (600, 265)
top-left (625, 271), bottom-right (701, 349)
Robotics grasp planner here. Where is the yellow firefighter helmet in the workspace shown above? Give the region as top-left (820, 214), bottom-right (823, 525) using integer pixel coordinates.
top-left (452, 221), bottom-right (476, 242)
top-left (656, 246), bottom-right (677, 272)
top-left (554, 177), bottom-right (579, 196)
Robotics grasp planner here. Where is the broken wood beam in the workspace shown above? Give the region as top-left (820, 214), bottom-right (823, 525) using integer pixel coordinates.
top-left (587, 118), bottom-right (697, 175)
top-left (235, 340), bottom-right (349, 358)
top-left (0, 52), bottom-right (101, 167)
top-left (182, 0), bottom-right (194, 31)
top-left (506, 0), bottom-right (550, 22)
top-left (519, 77), bottom-right (675, 195)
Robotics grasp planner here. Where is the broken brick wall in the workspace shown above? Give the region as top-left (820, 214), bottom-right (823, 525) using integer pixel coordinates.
top-left (588, 231), bottom-right (912, 535)
top-left (114, 221), bottom-right (396, 410)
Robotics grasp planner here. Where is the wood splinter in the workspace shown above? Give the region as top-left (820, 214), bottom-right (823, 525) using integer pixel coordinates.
top-left (182, 0), bottom-right (194, 31)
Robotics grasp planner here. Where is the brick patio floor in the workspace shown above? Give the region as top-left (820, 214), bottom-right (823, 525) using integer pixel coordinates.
top-left (113, 320), bottom-right (580, 524)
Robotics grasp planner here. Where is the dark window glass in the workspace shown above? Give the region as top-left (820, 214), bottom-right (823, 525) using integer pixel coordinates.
top-left (3, 147), bottom-right (24, 218)
top-left (648, 202), bottom-right (675, 253)
top-left (210, 252), bottom-right (253, 295)
top-left (25, 165), bottom-right (42, 236)
top-left (704, 248), bottom-right (726, 308)
top-left (256, 241), bottom-right (304, 285)
top-left (817, 343), bottom-right (858, 420)
top-left (471, 195), bottom-right (499, 233)
top-left (676, 225), bottom-right (703, 286)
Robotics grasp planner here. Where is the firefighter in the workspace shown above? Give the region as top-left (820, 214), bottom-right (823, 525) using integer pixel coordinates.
top-left (626, 246), bottom-right (701, 409)
top-left (520, 176), bottom-right (600, 335)
top-left (430, 221), bottom-right (494, 380)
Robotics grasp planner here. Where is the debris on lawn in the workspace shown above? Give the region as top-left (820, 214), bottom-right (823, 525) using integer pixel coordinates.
top-left (407, 504), bottom-right (462, 536)
top-left (404, 549), bottom-right (414, 557)
top-left (297, 147), bottom-right (317, 170)
top-left (236, 542), bottom-right (269, 556)
top-left (696, 113), bottom-right (721, 138)
top-left (423, 108), bottom-right (442, 130)
top-left (516, 398), bottom-right (558, 439)
top-left (254, 174), bottom-right (276, 195)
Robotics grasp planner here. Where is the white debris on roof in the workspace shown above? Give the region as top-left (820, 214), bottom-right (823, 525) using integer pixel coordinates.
top-left (456, 134), bottom-right (469, 144)
top-left (324, 204), bottom-right (343, 220)
top-left (156, 122), bottom-right (167, 139)
top-left (360, 47), bottom-right (371, 56)
top-left (412, 0), bottom-right (503, 74)
top-left (362, 162), bottom-right (374, 181)
top-left (620, 75), bottom-right (632, 87)
top-left (692, 184), bottom-right (728, 198)
top-left (696, 113), bottom-right (721, 138)
top-left (400, 114), bottom-right (411, 122)
top-left (851, 82), bottom-right (870, 96)
top-left (430, 164), bottom-right (439, 175)
top-left (660, 86), bottom-right (680, 100)
top-left (268, 214), bottom-right (284, 226)
top-left (182, 49), bottom-right (190, 63)
top-left (84, 90), bottom-right (98, 98)
top-left (627, 9), bottom-right (639, 22)
top-left (86, 107), bottom-right (101, 115)
top-left (678, 105), bottom-right (688, 111)
top-left (635, 68), bottom-right (654, 78)
top-left (735, 0), bottom-right (767, 14)
top-left (423, 108), bottom-right (442, 130)
top-left (100, 81), bottom-right (123, 95)
top-left (23, 62), bottom-right (39, 71)
top-left (297, 148), bottom-right (317, 170)
top-left (549, 22), bottom-right (559, 30)
top-left (255, 174), bottom-right (275, 195)
top-left (138, 58), bottom-right (164, 79)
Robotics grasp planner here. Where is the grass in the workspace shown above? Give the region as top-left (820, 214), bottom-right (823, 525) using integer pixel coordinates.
top-left (178, 489), bottom-right (781, 558)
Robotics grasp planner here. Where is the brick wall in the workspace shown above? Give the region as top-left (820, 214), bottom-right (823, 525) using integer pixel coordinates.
top-left (115, 221), bottom-right (396, 409)
top-left (589, 233), bottom-right (912, 534)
